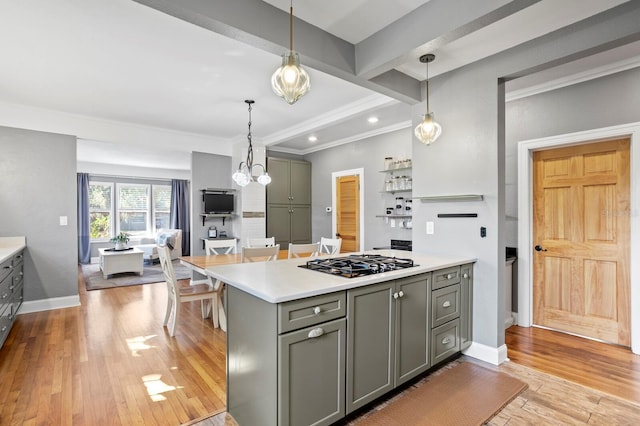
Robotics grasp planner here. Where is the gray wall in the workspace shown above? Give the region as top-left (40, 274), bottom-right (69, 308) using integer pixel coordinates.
top-left (0, 126), bottom-right (78, 301)
top-left (304, 128), bottom-right (413, 250)
top-left (191, 151), bottom-right (232, 256)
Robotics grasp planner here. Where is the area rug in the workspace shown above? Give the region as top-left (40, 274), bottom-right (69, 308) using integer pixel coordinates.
top-left (82, 260), bottom-right (192, 291)
top-left (352, 361), bottom-right (528, 426)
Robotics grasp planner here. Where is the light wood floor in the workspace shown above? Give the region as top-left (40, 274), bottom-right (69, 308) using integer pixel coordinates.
top-left (2, 272), bottom-right (640, 425)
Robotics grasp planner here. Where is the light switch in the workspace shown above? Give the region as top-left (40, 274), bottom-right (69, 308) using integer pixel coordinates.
top-left (60, 216), bottom-right (68, 226)
top-left (390, 219), bottom-right (396, 228)
top-left (426, 221), bottom-right (434, 235)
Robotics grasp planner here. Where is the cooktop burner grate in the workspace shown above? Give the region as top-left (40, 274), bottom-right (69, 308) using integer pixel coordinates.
top-left (299, 254), bottom-right (416, 278)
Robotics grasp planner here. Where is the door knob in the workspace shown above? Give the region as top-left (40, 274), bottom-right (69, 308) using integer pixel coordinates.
top-left (534, 245), bottom-right (547, 252)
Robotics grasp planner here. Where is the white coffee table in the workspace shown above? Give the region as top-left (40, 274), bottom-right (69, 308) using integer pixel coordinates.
top-left (98, 247), bottom-right (144, 279)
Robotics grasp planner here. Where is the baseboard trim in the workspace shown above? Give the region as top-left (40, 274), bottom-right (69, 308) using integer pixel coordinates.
top-left (463, 342), bottom-right (509, 365)
top-left (18, 295), bottom-right (81, 314)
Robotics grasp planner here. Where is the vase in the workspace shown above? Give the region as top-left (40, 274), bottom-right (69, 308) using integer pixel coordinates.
top-left (115, 241), bottom-right (126, 250)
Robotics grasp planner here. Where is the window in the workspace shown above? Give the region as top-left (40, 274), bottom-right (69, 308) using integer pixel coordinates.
top-left (89, 182), bottom-right (113, 239)
top-left (153, 185), bottom-right (171, 230)
top-left (89, 180), bottom-right (172, 241)
top-left (118, 184), bottom-right (149, 238)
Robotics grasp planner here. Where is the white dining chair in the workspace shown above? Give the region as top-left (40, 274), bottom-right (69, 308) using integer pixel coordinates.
top-left (246, 237), bottom-right (276, 247)
top-left (320, 237), bottom-right (342, 255)
top-left (205, 238), bottom-right (237, 255)
top-left (288, 242), bottom-right (320, 259)
top-left (242, 244), bottom-right (281, 263)
top-left (158, 245), bottom-right (220, 336)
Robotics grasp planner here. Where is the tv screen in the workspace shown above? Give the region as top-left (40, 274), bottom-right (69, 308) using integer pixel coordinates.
top-left (204, 193), bottom-right (234, 214)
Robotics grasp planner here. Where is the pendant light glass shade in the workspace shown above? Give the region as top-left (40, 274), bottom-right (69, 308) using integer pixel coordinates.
top-left (414, 113), bottom-right (442, 145)
top-left (232, 100), bottom-right (271, 187)
top-left (271, 52), bottom-right (310, 104)
top-left (271, 2), bottom-right (310, 105)
top-left (414, 54), bottom-right (442, 145)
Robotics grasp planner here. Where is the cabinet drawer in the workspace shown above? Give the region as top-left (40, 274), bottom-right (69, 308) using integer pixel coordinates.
top-left (432, 266), bottom-right (461, 290)
top-left (0, 272), bottom-right (12, 312)
top-left (278, 292), bottom-right (346, 333)
top-left (12, 282), bottom-right (24, 315)
top-left (0, 303), bottom-right (11, 347)
top-left (431, 319), bottom-right (460, 365)
top-left (0, 257), bottom-right (11, 282)
top-left (12, 261), bottom-right (24, 287)
top-left (431, 284), bottom-right (460, 327)
top-left (12, 250), bottom-right (24, 267)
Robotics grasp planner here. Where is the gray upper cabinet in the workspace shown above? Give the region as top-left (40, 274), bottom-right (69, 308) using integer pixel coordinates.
top-left (267, 158), bottom-right (311, 205)
top-left (346, 273), bottom-right (431, 414)
top-left (267, 158), bottom-right (312, 249)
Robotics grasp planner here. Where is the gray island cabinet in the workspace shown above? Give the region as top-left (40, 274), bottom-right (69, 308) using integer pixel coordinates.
top-left (208, 251), bottom-right (475, 426)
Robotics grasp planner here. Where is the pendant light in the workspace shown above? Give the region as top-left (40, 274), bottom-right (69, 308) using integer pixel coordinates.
top-left (232, 100), bottom-right (271, 187)
top-left (271, 0), bottom-right (310, 105)
top-left (414, 54), bottom-right (442, 145)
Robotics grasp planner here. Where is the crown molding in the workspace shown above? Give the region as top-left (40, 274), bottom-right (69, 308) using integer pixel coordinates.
top-left (262, 94), bottom-right (397, 146)
top-left (506, 55), bottom-right (640, 102)
top-left (269, 120), bottom-right (412, 156)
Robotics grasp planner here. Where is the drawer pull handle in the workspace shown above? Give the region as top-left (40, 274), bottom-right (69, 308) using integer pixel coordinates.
top-left (442, 300), bottom-right (451, 308)
top-left (393, 292), bottom-right (398, 300)
top-left (442, 337), bottom-right (451, 345)
top-left (446, 274), bottom-right (452, 279)
top-left (1, 293), bottom-right (8, 299)
top-left (3, 266), bottom-right (10, 270)
top-left (1, 326), bottom-right (7, 332)
top-left (312, 306), bottom-right (321, 315)
top-left (463, 273), bottom-right (469, 279)
top-left (398, 291), bottom-right (404, 298)
top-left (308, 328), bottom-right (324, 338)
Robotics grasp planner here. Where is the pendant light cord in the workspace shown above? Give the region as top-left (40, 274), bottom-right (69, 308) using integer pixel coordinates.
top-left (289, 1), bottom-right (294, 52)
top-left (425, 59), bottom-right (430, 114)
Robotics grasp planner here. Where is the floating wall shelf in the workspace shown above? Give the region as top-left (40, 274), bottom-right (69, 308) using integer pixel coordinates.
top-left (414, 194), bottom-right (484, 202)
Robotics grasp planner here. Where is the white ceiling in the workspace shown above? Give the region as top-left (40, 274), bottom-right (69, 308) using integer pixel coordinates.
top-left (0, 0), bottom-right (636, 171)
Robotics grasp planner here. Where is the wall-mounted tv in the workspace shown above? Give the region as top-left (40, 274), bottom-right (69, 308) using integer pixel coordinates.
top-left (203, 193), bottom-right (234, 214)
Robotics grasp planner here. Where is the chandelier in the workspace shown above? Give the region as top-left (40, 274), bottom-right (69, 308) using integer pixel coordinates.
top-left (232, 100), bottom-right (271, 187)
top-left (414, 54), bottom-right (442, 145)
top-left (271, 0), bottom-right (310, 105)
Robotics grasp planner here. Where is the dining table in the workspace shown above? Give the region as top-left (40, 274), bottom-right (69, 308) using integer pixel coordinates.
top-left (179, 250), bottom-right (289, 331)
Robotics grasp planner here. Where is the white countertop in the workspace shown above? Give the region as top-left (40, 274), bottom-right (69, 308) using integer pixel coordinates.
top-left (0, 236), bottom-right (26, 263)
top-left (206, 250), bottom-right (475, 303)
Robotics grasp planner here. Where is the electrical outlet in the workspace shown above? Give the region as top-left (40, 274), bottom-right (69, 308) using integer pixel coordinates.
top-left (480, 226), bottom-right (487, 238)
top-left (59, 216), bottom-right (68, 226)
top-left (426, 221), bottom-right (434, 234)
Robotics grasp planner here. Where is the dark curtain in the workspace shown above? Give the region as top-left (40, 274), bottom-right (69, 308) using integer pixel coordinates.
top-left (77, 173), bottom-right (91, 264)
top-left (170, 179), bottom-right (191, 256)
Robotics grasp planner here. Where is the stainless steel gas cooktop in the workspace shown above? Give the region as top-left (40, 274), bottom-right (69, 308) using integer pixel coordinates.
top-left (299, 254), bottom-right (416, 278)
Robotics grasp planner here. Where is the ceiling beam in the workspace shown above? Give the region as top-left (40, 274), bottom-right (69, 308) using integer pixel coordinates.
top-left (132, 0), bottom-right (426, 103)
top-left (354, 0), bottom-right (543, 80)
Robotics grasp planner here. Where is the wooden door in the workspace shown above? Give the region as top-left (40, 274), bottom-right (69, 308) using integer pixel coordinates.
top-left (533, 138), bottom-right (630, 346)
top-left (336, 175), bottom-right (360, 253)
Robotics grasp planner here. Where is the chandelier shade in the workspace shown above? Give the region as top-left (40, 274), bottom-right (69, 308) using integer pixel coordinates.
top-left (414, 54), bottom-right (442, 145)
top-left (232, 100), bottom-right (271, 187)
top-left (271, 1), bottom-right (310, 105)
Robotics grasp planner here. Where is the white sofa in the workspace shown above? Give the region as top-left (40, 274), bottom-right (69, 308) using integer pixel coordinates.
top-left (134, 229), bottom-right (183, 263)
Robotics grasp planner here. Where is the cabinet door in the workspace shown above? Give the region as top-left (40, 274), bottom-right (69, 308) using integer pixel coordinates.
top-left (395, 273), bottom-right (430, 386)
top-left (266, 157), bottom-right (291, 204)
top-left (290, 160), bottom-right (311, 204)
top-left (266, 204), bottom-right (291, 249)
top-left (278, 318), bottom-right (346, 426)
top-left (460, 263), bottom-right (473, 350)
top-left (290, 205), bottom-right (311, 244)
top-left (346, 281), bottom-right (395, 414)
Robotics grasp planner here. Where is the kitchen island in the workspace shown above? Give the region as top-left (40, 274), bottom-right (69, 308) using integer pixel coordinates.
top-left (206, 250), bottom-right (475, 426)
